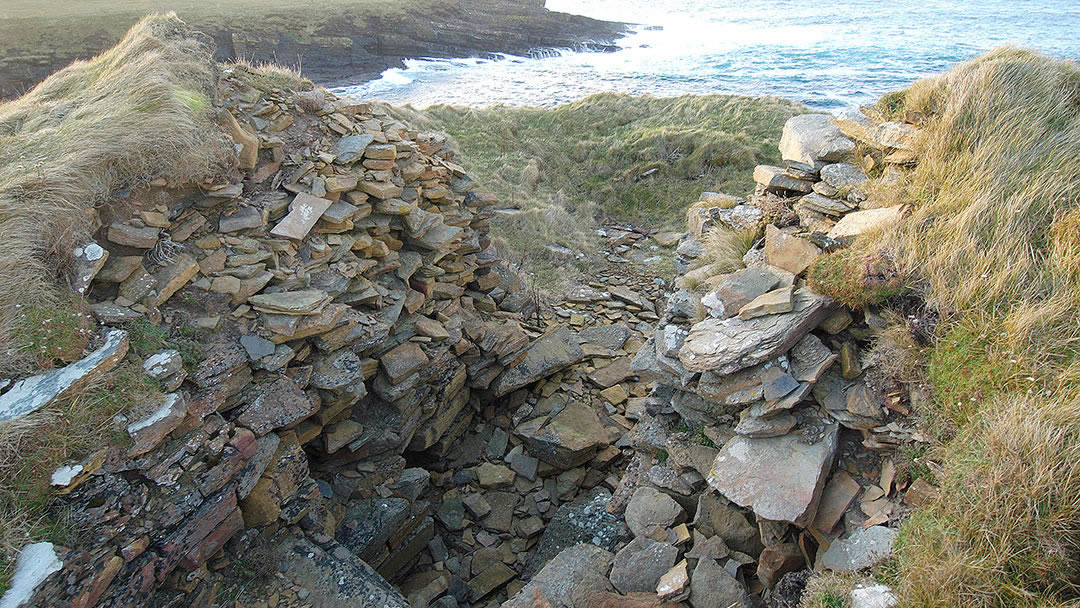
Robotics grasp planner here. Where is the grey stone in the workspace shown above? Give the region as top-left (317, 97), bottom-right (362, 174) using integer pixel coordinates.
top-left (689, 557), bottom-right (753, 608)
top-left (820, 163), bottom-right (868, 193)
top-left (240, 334), bottom-right (276, 360)
top-left (753, 165), bottom-right (814, 193)
top-left (503, 544), bottom-right (615, 608)
top-left (330, 133), bottom-right (375, 164)
top-left (707, 417), bottom-right (839, 525)
top-left (514, 401), bottom-right (607, 469)
top-left (820, 526), bottom-right (897, 571)
top-left (524, 488), bottom-right (629, 578)
top-left (610, 537), bottom-right (679, 594)
top-left (625, 486), bottom-right (685, 537)
top-left (680, 288), bottom-right (833, 374)
top-left (337, 497), bottom-right (411, 562)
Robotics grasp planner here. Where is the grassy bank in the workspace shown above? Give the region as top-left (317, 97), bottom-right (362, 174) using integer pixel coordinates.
top-left (391, 94), bottom-right (804, 286)
top-left (822, 48), bottom-right (1080, 606)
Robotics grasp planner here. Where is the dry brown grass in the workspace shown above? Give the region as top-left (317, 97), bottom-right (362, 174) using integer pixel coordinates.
top-left (840, 48), bottom-right (1080, 606)
top-left (0, 359), bottom-right (163, 594)
top-left (0, 12), bottom-right (232, 375)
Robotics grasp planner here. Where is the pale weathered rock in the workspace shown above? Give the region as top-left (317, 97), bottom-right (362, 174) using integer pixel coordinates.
top-left (707, 419), bottom-right (839, 525)
top-left (656, 559), bottom-right (690, 599)
top-left (150, 254), bottom-right (200, 306)
top-left (820, 526), bottom-right (897, 571)
top-left (738, 286), bottom-right (795, 320)
top-left (764, 225), bottom-right (822, 275)
top-left (270, 192), bottom-right (333, 240)
top-left (700, 267), bottom-right (786, 320)
top-left (72, 242), bottom-right (108, 295)
top-left (0, 329), bottom-right (128, 424)
top-left (680, 289), bottom-right (833, 374)
top-left (851, 583), bottom-right (899, 608)
top-left (249, 290), bottom-right (331, 315)
top-left (827, 206), bottom-right (904, 240)
top-left (625, 486), bottom-right (685, 537)
top-left (127, 393), bottom-right (187, 456)
top-left (779, 114), bottom-right (855, 166)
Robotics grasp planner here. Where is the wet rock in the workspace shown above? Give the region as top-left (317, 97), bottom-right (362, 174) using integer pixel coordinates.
top-left (707, 418), bottom-right (839, 526)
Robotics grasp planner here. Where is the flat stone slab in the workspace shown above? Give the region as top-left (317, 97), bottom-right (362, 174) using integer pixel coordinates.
top-left (278, 534), bottom-right (408, 608)
top-left (820, 525), bottom-right (897, 571)
top-left (827, 206), bottom-right (904, 240)
top-left (490, 326), bottom-right (584, 397)
top-left (680, 288), bottom-right (833, 374)
top-left (0, 329), bottom-right (128, 424)
top-left (270, 192), bottom-right (333, 240)
top-left (707, 420), bottom-right (839, 525)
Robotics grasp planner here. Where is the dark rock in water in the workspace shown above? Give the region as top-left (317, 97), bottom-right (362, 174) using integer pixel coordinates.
top-left (523, 488), bottom-right (630, 578)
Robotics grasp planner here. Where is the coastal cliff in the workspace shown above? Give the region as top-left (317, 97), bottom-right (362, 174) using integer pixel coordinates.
top-left (0, 0), bottom-right (627, 99)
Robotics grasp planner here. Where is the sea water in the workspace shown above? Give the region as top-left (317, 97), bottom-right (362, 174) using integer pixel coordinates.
top-left (335, 0), bottom-right (1080, 109)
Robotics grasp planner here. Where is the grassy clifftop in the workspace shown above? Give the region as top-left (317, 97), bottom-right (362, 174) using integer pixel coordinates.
top-left (824, 48), bottom-right (1080, 606)
top-left (393, 94), bottom-right (805, 285)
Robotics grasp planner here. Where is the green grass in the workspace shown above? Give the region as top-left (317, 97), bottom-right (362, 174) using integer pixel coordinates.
top-left (391, 93), bottom-right (803, 289)
top-left (837, 48), bottom-right (1080, 607)
top-left (126, 318), bottom-right (204, 370)
top-left (806, 248), bottom-right (908, 310)
top-left (9, 301), bottom-right (94, 371)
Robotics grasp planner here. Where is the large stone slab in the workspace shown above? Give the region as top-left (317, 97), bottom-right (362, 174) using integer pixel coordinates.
top-left (779, 114), bottom-right (855, 166)
top-left (707, 420), bottom-right (839, 525)
top-left (502, 544), bottom-right (614, 608)
top-left (515, 401), bottom-right (607, 469)
top-left (270, 192), bottom-right (333, 240)
top-left (0, 329), bottom-right (128, 424)
top-left (489, 326), bottom-right (584, 397)
top-left (680, 289), bottom-right (833, 374)
top-left (764, 225), bottom-right (822, 276)
top-left (820, 526), bottom-right (897, 571)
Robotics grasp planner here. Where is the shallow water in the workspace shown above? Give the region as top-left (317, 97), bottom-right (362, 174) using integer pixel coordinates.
top-left (334, 0), bottom-right (1080, 109)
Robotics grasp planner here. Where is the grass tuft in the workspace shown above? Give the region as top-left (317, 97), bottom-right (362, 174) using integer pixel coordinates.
top-left (0, 12), bottom-right (232, 376)
top-left (807, 248), bottom-right (907, 309)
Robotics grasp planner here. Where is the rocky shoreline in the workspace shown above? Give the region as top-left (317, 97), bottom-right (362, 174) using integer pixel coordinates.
top-left (0, 0), bottom-right (628, 99)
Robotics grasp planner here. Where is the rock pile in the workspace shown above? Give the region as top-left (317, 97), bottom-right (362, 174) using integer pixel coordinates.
top-left (1, 69), bottom-right (608, 607)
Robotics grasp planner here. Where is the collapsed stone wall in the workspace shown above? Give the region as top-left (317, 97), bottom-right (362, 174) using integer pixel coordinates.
top-left (4, 68), bottom-right (576, 607)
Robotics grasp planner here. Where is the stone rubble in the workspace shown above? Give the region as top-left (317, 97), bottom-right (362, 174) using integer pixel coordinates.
top-left (0, 77), bottom-right (929, 608)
